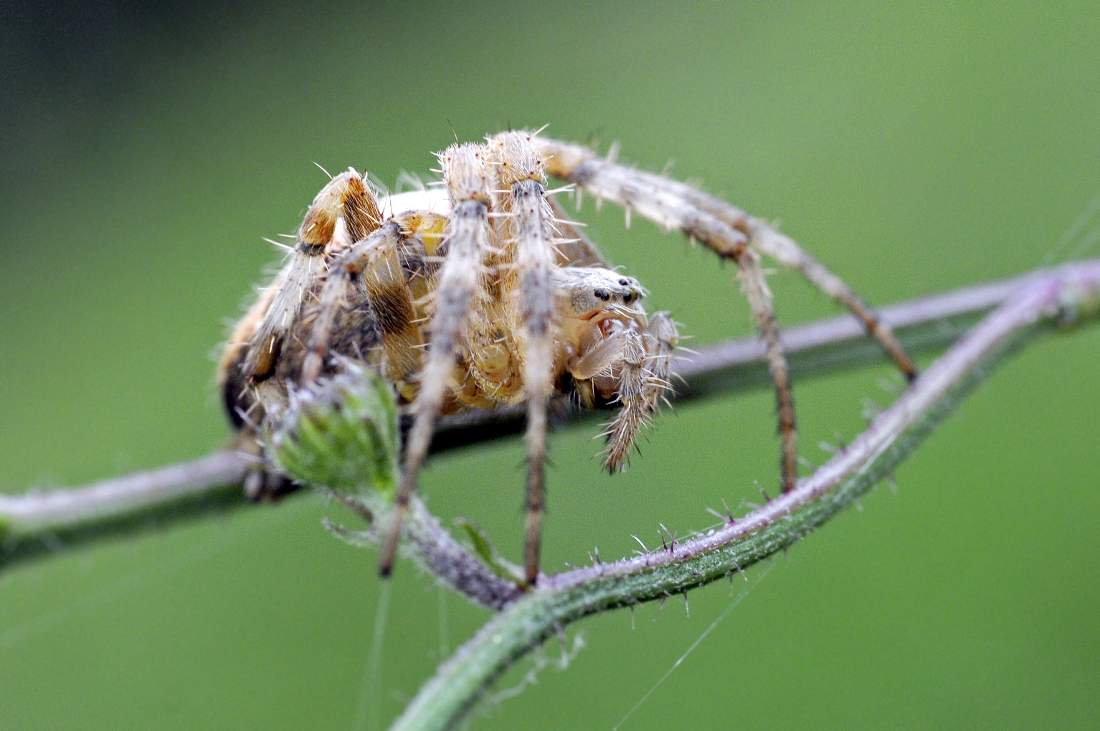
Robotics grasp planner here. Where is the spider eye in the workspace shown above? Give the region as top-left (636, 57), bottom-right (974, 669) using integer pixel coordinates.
top-left (594, 288), bottom-right (611, 301)
top-left (618, 279), bottom-right (630, 286)
top-left (623, 292), bottom-right (636, 304)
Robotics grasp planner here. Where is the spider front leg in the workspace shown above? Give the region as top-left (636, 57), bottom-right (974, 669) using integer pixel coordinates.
top-left (378, 143), bottom-right (495, 577)
top-left (675, 176), bottom-right (916, 381)
top-left (734, 247), bottom-right (798, 491)
top-left (539, 138), bottom-right (801, 492)
top-left (541, 139), bottom-right (917, 382)
top-left (636, 166), bottom-right (917, 381)
top-left (741, 224), bottom-right (918, 382)
top-left (490, 131), bottom-right (558, 585)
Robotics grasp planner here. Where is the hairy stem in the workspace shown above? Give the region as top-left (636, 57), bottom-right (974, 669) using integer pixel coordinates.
top-left (390, 260), bottom-right (1100, 731)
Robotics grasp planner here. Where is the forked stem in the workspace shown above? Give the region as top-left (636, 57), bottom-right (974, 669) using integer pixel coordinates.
top-left (390, 260), bottom-right (1100, 730)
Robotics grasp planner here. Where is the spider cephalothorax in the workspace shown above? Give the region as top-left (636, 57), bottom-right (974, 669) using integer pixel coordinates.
top-left (219, 129), bottom-right (915, 585)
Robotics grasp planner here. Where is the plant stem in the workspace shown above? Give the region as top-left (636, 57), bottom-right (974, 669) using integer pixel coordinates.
top-left (0, 265), bottom-right (1091, 574)
top-left (389, 260), bottom-right (1100, 731)
top-left (0, 451), bottom-right (251, 569)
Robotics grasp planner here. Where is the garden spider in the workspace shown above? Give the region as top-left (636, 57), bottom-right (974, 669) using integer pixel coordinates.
top-left (218, 130), bottom-right (916, 586)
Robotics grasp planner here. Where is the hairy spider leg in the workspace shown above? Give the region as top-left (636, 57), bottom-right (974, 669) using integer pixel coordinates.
top-left (244, 170), bottom-right (382, 382)
top-left (540, 138), bottom-right (916, 381)
top-left (490, 131), bottom-right (558, 585)
top-left (379, 143), bottom-right (496, 578)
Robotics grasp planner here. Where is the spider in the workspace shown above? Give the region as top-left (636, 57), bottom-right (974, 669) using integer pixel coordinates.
top-left (218, 130), bottom-right (916, 586)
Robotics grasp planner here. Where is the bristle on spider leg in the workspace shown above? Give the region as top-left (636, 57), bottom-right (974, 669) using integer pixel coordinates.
top-left (262, 237), bottom-right (294, 253)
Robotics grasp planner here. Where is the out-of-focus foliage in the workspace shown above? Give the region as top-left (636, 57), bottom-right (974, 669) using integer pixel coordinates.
top-left (1, 2), bottom-right (1098, 728)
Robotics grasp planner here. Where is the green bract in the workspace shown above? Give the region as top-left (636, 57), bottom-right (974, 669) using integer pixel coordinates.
top-left (270, 362), bottom-right (399, 498)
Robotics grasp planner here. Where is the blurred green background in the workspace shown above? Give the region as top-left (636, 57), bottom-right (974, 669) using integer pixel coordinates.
top-left (2, 1), bottom-right (1098, 728)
